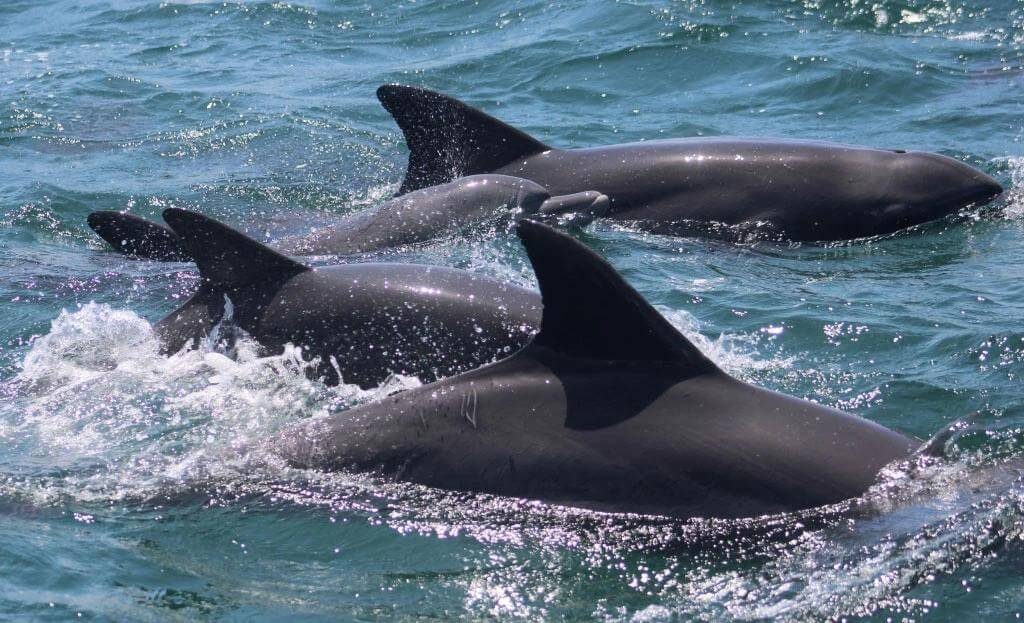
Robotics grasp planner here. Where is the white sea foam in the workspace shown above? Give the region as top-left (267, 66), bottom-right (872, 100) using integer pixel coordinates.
top-left (7, 307), bottom-right (1021, 623)
top-left (657, 306), bottom-right (793, 378)
top-left (2, 303), bottom-right (420, 504)
top-left (347, 181), bottom-right (399, 211)
top-left (1, 298), bottom-right (790, 506)
top-left (1002, 156), bottom-right (1024, 219)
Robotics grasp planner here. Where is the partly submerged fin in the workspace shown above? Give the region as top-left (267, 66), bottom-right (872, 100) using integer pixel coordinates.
top-left (377, 84), bottom-right (550, 195)
top-left (154, 286), bottom-right (226, 354)
top-left (162, 208), bottom-right (307, 290)
top-left (917, 412), bottom-right (980, 459)
top-left (515, 220), bottom-right (719, 375)
top-left (87, 211), bottom-right (191, 261)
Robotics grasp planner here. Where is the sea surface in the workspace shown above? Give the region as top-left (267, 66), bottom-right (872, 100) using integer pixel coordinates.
top-left (2, 0), bottom-right (1023, 620)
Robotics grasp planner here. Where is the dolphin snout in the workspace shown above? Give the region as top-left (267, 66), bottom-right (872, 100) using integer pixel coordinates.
top-left (911, 152), bottom-right (1003, 208)
top-left (535, 191), bottom-right (610, 226)
top-left (881, 152), bottom-right (1005, 234)
top-left (965, 170), bottom-right (1004, 206)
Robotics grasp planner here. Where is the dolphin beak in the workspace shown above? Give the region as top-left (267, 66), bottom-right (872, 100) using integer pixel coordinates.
top-left (912, 152), bottom-right (1004, 211)
top-left (535, 191), bottom-right (610, 226)
top-left (967, 171), bottom-right (1004, 206)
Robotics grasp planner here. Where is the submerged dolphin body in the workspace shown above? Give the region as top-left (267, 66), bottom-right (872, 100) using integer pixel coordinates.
top-left (280, 221), bottom-right (919, 519)
top-left (88, 175), bottom-right (608, 261)
top-left (377, 85), bottom-right (1003, 242)
top-left (156, 208), bottom-right (541, 388)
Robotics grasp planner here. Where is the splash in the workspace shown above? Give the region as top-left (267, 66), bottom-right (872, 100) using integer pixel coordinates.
top-left (0, 296), bottom-right (785, 509)
top-left (270, 435), bottom-right (1024, 621)
top-left (0, 303), bottom-right (420, 505)
top-left (657, 306), bottom-right (794, 379)
top-left (347, 181), bottom-right (399, 211)
top-left (2, 306), bottom-right (1022, 622)
top-left (1003, 156), bottom-right (1024, 220)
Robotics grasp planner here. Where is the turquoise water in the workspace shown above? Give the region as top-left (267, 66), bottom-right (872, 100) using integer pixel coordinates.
top-left (2, 0), bottom-right (1024, 619)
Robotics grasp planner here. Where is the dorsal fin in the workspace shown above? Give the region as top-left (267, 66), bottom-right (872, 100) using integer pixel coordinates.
top-left (516, 220), bottom-right (719, 374)
top-left (87, 211), bottom-right (191, 261)
top-left (917, 412), bottom-right (979, 458)
top-left (377, 85), bottom-right (550, 195)
top-left (162, 208), bottom-right (307, 290)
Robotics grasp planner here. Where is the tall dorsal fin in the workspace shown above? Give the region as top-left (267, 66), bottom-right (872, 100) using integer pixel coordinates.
top-left (377, 85), bottom-right (550, 195)
top-left (162, 208), bottom-right (307, 290)
top-left (87, 211), bottom-right (190, 262)
top-left (516, 220), bottom-right (720, 374)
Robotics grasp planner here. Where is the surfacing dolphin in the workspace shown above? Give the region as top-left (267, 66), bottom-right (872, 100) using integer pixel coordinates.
top-left (279, 220), bottom-right (923, 519)
top-left (156, 208), bottom-right (540, 389)
top-left (377, 85), bottom-right (1003, 242)
top-left (88, 175), bottom-right (608, 261)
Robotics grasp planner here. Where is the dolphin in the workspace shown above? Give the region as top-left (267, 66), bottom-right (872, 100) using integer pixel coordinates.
top-left (88, 175), bottom-right (608, 261)
top-left (377, 85), bottom-right (1004, 242)
top-left (156, 208), bottom-right (541, 389)
top-left (279, 220), bottom-right (922, 519)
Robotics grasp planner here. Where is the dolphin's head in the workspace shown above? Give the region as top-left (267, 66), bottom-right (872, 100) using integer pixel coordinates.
top-left (870, 150), bottom-right (1003, 233)
top-left (783, 149), bottom-right (1005, 241)
top-left (509, 178), bottom-right (610, 227)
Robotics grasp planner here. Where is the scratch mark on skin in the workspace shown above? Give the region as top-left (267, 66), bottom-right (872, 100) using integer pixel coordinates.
top-left (462, 386), bottom-right (478, 429)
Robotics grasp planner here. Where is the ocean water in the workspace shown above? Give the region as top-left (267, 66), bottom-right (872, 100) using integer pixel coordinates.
top-left (1, 0), bottom-right (1023, 620)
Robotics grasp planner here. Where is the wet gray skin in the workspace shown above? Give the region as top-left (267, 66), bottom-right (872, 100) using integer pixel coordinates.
top-left (279, 174), bottom-right (608, 254)
top-left (87, 175), bottom-right (608, 261)
top-left (378, 85), bottom-right (1004, 242)
top-left (156, 208), bottom-right (541, 389)
top-left (279, 221), bottom-right (921, 519)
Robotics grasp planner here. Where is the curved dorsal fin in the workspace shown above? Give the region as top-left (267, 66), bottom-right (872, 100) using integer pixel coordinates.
top-left (516, 220), bottom-right (719, 374)
top-left (162, 208), bottom-right (307, 290)
top-left (87, 211), bottom-right (190, 261)
top-left (377, 85), bottom-right (549, 195)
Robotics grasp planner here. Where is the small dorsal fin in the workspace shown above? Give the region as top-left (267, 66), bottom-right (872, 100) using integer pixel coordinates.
top-left (154, 286), bottom-right (226, 354)
top-left (87, 211), bottom-right (191, 261)
top-left (377, 85), bottom-right (550, 195)
top-left (162, 208), bottom-right (307, 290)
top-left (916, 412), bottom-right (980, 458)
top-left (515, 220), bottom-right (720, 374)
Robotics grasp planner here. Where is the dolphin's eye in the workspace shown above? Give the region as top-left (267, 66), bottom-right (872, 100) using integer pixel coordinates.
top-left (891, 149), bottom-right (907, 154)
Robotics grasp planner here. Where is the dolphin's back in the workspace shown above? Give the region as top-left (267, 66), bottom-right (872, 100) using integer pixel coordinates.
top-left (284, 352), bottom-right (914, 518)
top-left (281, 221), bottom-right (916, 518)
top-left (156, 209), bottom-right (541, 388)
top-left (377, 85), bottom-right (1001, 241)
top-left (273, 175), bottom-right (546, 255)
top-left (247, 263), bottom-right (540, 387)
